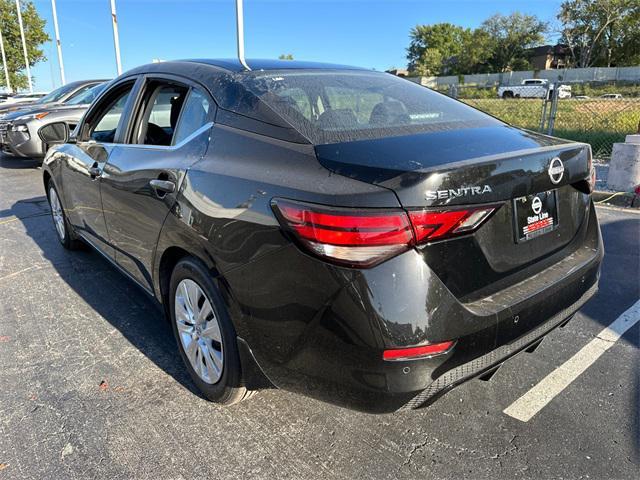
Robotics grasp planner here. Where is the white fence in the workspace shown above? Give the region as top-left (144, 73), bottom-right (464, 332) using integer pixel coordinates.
top-left (407, 66), bottom-right (640, 88)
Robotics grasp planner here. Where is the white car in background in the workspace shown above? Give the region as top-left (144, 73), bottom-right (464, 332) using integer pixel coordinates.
top-left (498, 79), bottom-right (572, 100)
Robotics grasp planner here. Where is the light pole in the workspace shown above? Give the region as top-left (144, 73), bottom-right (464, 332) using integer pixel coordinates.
top-left (235, 0), bottom-right (250, 70)
top-left (51, 0), bottom-right (65, 85)
top-left (15, 0), bottom-right (33, 92)
top-left (110, 0), bottom-right (122, 75)
top-left (0, 26), bottom-right (11, 92)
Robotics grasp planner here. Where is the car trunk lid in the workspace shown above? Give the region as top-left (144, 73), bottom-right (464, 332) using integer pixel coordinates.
top-left (315, 125), bottom-right (593, 300)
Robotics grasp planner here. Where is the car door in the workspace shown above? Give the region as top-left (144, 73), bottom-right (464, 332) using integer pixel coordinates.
top-left (59, 77), bottom-right (141, 258)
top-left (99, 75), bottom-right (214, 292)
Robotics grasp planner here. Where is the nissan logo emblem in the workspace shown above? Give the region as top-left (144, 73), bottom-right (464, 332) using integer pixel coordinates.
top-left (532, 196), bottom-right (542, 214)
top-left (548, 157), bottom-right (564, 184)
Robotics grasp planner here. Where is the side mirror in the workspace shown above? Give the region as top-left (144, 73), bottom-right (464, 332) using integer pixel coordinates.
top-left (38, 122), bottom-right (70, 145)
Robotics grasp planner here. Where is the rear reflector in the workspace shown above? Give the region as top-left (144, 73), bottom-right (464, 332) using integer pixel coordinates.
top-left (272, 199), bottom-right (498, 268)
top-left (383, 341), bottom-right (456, 361)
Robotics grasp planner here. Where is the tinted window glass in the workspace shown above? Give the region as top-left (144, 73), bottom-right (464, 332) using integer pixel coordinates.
top-left (325, 86), bottom-right (383, 124)
top-left (240, 70), bottom-right (500, 144)
top-left (136, 84), bottom-right (188, 146)
top-left (90, 88), bottom-right (132, 143)
top-left (276, 87), bottom-right (312, 120)
top-left (173, 89), bottom-right (211, 145)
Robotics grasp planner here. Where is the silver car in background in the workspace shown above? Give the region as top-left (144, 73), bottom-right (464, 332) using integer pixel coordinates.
top-left (1, 83), bottom-right (109, 159)
top-left (0, 79), bottom-right (106, 129)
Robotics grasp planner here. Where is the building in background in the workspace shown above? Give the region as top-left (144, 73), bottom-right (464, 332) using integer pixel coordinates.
top-left (529, 45), bottom-right (571, 70)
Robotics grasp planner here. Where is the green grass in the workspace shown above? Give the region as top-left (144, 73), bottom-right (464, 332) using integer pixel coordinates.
top-left (461, 97), bottom-right (640, 159)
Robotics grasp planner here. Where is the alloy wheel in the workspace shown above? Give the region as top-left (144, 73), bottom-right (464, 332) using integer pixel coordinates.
top-left (174, 279), bottom-right (224, 384)
top-left (49, 187), bottom-right (66, 241)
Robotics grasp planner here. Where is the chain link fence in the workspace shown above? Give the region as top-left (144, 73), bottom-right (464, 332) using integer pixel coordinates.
top-left (448, 82), bottom-right (640, 160)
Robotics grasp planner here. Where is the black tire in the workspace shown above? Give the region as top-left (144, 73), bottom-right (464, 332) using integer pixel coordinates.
top-left (502, 91), bottom-right (514, 99)
top-left (47, 179), bottom-right (82, 250)
top-left (169, 256), bottom-right (255, 405)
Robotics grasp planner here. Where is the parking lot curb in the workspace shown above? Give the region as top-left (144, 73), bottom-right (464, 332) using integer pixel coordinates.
top-left (593, 190), bottom-right (640, 209)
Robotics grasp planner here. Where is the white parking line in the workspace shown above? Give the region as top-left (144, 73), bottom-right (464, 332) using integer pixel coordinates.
top-left (504, 299), bottom-right (640, 422)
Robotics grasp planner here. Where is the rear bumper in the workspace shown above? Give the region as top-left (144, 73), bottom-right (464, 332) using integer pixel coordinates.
top-left (403, 281), bottom-right (597, 410)
top-left (226, 200), bottom-right (603, 413)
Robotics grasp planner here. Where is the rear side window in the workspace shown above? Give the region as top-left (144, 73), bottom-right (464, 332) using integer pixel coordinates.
top-left (239, 70), bottom-right (500, 144)
top-left (134, 83), bottom-right (189, 146)
top-left (172, 89), bottom-right (211, 144)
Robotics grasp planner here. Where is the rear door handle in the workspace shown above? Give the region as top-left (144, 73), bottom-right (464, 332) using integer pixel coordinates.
top-left (149, 179), bottom-right (176, 194)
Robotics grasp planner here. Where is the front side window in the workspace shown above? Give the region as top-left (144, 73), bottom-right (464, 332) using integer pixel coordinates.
top-left (172, 89), bottom-right (211, 144)
top-left (89, 85), bottom-right (134, 143)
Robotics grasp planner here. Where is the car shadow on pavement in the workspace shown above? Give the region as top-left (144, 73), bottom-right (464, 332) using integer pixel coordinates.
top-left (0, 155), bottom-right (41, 169)
top-left (9, 195), bottom-right (205, 399)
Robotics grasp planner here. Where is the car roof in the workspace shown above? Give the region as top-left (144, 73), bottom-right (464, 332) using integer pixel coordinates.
top-left (65, 79), bottom-right (110, 87)
top-left (181, 58), bottom-right (367, 73)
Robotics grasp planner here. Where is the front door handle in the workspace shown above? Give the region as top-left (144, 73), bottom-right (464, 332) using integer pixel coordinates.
top-left (149, 179), bottom-right (176, 194)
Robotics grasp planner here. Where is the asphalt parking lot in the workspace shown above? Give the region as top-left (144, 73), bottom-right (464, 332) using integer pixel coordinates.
top-left (0, 154), bottom-right (638, 480)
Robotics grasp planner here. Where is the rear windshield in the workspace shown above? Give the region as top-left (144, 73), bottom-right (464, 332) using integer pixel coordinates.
top-left (239, 70), bottom-right (500, 144)
top-left (37, 83), bottom-right (78, 104)
top-left (67, 83), bottom-right (108, 106)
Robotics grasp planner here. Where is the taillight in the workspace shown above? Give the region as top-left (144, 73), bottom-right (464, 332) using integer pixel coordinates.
top-left (408, 207), bottom-right (497, 242)
top-left (273, 199), bottom-right (414, 267)
top-left (383, 340), bottom-right (456, 361)
top-left (273, 199), bottom-right (499, 268)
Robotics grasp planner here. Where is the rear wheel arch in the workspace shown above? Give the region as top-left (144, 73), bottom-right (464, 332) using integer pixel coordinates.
top-left (156, 245), bottom-right (222, 306)
top-left (158, 246), bottom-right (192, 308)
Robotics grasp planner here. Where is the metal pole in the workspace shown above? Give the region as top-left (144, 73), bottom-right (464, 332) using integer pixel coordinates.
top-left (15, 0), bottom-right (32, 92)
top-left (51, 0), bottom-right (65, 84)
top-left (110, 0), bottom-right (122, 75)
top-left (235, 0), bottom-right (250, 71)
top-left (0, 27), bottom-right (11, 92)
top-left (547, 83), bottom-right (560, 136)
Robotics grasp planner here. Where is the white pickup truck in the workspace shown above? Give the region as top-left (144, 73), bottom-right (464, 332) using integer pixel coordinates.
top-left (498, 79), bottom-right (572, 99)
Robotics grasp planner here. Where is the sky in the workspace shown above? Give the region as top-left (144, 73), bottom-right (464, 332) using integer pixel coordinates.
top-left (28, 0), bottom-right (564, 91)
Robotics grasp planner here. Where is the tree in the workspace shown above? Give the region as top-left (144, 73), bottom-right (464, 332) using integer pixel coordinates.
top-left (0, 0), bottom-right (50, 91)
top-left (278, 54), bottom-right (294, 60)
top-left (406, 23), bottom-right (469, 75)
top-left (558, 0), bottom-right (640, 67)
top-left (480, 13), bottom-right (548, 72)
top-left (450, 29), bottom-right (494, 75)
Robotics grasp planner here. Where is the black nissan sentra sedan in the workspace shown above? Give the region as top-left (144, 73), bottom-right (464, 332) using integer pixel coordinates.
top-left (40, 59), bottom-right (602, 413)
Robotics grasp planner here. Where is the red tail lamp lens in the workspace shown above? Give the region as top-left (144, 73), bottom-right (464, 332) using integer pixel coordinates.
top-left (274, 200), bottom-right (414, 267)
top-left (383, 341), bottom-right (456, 361)
top-left (273, 199), bottom-right (498, 268)
top-left (408, 207), bottom-right (497, 242)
